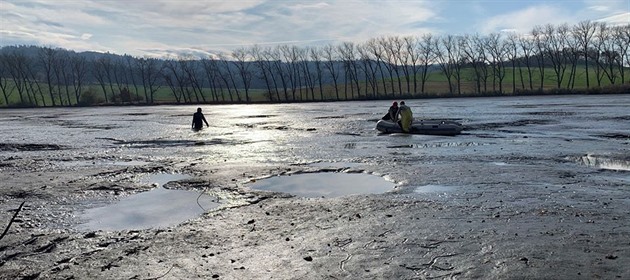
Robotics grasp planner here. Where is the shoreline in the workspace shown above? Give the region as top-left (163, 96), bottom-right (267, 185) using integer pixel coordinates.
top-left (1, 91), bottom-right (628, 109)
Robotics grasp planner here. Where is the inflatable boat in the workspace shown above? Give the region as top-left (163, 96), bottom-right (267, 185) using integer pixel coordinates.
top-left (376, 119), bottom-right (463, 136)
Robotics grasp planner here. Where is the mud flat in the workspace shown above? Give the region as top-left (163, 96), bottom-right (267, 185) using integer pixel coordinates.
top-left (1, 96), bottom-right (629, 279)
top-left (1, 151), bottom-right (628, 279)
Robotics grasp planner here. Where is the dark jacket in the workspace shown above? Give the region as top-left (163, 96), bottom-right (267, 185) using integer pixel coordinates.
top-left (192, 112), bottom-right (209, 129)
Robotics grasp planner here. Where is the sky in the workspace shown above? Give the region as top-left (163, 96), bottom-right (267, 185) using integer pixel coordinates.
top-left (1, 0), bottom-right (629, 58)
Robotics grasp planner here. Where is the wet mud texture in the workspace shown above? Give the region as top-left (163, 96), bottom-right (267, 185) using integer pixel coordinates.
top-left (1, 158), bottom-right (629, 279)
top-left (1, 95), bottom-right (630, 279)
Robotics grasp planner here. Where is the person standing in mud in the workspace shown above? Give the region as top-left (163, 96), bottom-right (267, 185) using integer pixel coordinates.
top-left (397, 101), bottom-right (413, 133)
top-left (192, 107), bottom-right (209, 131)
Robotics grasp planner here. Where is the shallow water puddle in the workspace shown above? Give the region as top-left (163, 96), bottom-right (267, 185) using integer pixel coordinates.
top-left (414, 185), bottom-right (456, 194)
top-left (412, 185), bottom-right (457, 200)
top-left (578, 155), bottom-right (630, 171)
top-left (248, 172), bottom-right (395, 198)
top-left (59, 159), bottom-right (149, 167)
top-left (77, 173), bottom-right (220, 231)
top-left (308, 162), bottom-right (363, 168)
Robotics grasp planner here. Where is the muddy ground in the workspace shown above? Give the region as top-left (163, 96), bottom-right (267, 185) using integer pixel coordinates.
top-left (1, 148), bottom-right (628, 280)
top-left (1, 96), bottom-right (629, 279)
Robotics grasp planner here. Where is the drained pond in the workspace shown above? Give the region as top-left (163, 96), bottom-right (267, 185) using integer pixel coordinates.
top-left (1, 94), bottom-right (627, 232)
top-left (1, 95), bottom-right (629, 279)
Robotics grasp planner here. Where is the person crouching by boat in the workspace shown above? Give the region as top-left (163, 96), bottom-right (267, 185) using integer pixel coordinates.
top-left (192, 107), bottom-right (209, 131)
top-left (382, 101), bottom-right (399, 121)
top-left (397, 101), bottom-right (413, 132)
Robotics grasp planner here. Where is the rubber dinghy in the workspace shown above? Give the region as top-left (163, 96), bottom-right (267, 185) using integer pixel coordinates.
top-left (376, 119), bottom-right (463, 136)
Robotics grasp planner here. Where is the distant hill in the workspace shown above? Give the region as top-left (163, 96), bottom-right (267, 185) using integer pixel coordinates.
top-left (0, 45), bottom-right (397, 90)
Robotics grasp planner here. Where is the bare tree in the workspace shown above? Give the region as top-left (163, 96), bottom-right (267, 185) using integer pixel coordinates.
top-left (403, 36), bottom-right (422, 95)
top-left (123, 55), bottom-right (140, 102)
top-left (69, 55), bottom-right (88, 103)
top-left (164, 58), bottom-right (197, 103)
top-left (321, 44), bottom-right (341, 100)
top-left (417, 34), bottom-right (435, 95)
top-left (365, 38), bottom-right (388, 96)
top-left (338, 42), bottom-right (361, 99)
top-left (357, 43), bottom-right (379, 98)
top-left (135, 57), bottom-right (163, 104)
top-left (460, 34), bottom-right (485, 94)
top-left (262, 48), bottom-right (282, 101)
top-left (572, 21), bottom-right (598, 88)
top-left (280, 45), bottom-right (302, 100)
top-left (4, 20), bottom-right (628, 108)
top-left (517, 35), bottom-right (536, 90)
top-left (219, 54), bottom-right (241, 102)
top-left (24, 56), bottom-right (45, 106)
top-left (250, 45), bottom-right (276, 101)
top-left (232, 48), bottom-right (253, 102)
top-left (55, 52), bottom-right (73, 105)
top-left (268, 47), bottom-right (290, 101)
top-left (379, 37), bottom-right (400, 95)
top-left (486, 33), bottom-right (508, 93)
top-left (0, 53), bottom-right (14, 105)
top-left (39, 47), bottom-right (60, 106)
top-left (433, 35), bottom-right (461, 95)
top-left (92, 57), bottom-right (111, 103)
top-left (564, 32), bottom-right (581, 90)
top-left (621, 24), bottom-right (630, 83)
top-left (543, 24), bottom-right (572, 88)
top-left (505, 33), bottom-right (521, 93)
top-left (390, 36), bottom-right (408, 94)
top-left (5, 51), bottom-right (40, 105)
top-left (5, 52), bottom-right (28, 105)
top-left (611, 25), bottom-right (629, 84)
top-left (452, 36), bottom-right (466, 95)
top-left (531, 26), bottom-right (547, 91)
top-left (200, 56), bottom-right (226, 102)
top-left (309, 46), bottom-right (325, 100)
top-left (180, 57), bottom-right (207, 103)
top-left (110, 56), bottom-right (128, 103)
top-left (298, 47), bottom-right (316, 100)
top-left (593, 23), bottom-right (619, 85)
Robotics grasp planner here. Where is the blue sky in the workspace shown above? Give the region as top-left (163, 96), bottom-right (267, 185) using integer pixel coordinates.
top-left (1, 0), bottom-right (628, 58)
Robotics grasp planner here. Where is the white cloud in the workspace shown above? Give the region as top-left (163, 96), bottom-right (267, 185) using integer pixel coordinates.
top-left (3, 0), bottom-right (622, 58)
top-left (477, 0), bottom-right (629, 35)
top-left (477, 5), bottom-right (574, 34)
top-left (1, 0), bottom-right (440, 56)
top-left (584, 0), bottom-right (628, 13)
top-left (595, 12), bottom-right (630, 26)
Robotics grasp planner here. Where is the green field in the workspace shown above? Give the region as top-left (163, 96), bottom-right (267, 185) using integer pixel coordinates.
top-left (1, 65), bottom-right (627, 107)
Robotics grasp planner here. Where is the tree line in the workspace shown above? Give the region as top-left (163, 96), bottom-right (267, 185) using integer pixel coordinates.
top-left (0, 21), bottom-right (628, 107)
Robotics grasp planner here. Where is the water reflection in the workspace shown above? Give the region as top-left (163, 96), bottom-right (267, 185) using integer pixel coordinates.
top-left (77, 173), bottom-right (219, 231)
top-left (308, 162), bottom-right (364, 168)
top-left (248, 172), bottom-right (395, 198)
top-left (414, 185), bottom-right (456, 193)
top-left (199, 104), bottom-right (300, 165)
top-left (58, 159), bottom-right (148, 167)
top-left (579, 155), bottom-right (630, 171)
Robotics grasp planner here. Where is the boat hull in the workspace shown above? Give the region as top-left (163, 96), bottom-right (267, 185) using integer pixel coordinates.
top-left (376, 120), bottom-right (463, 136)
